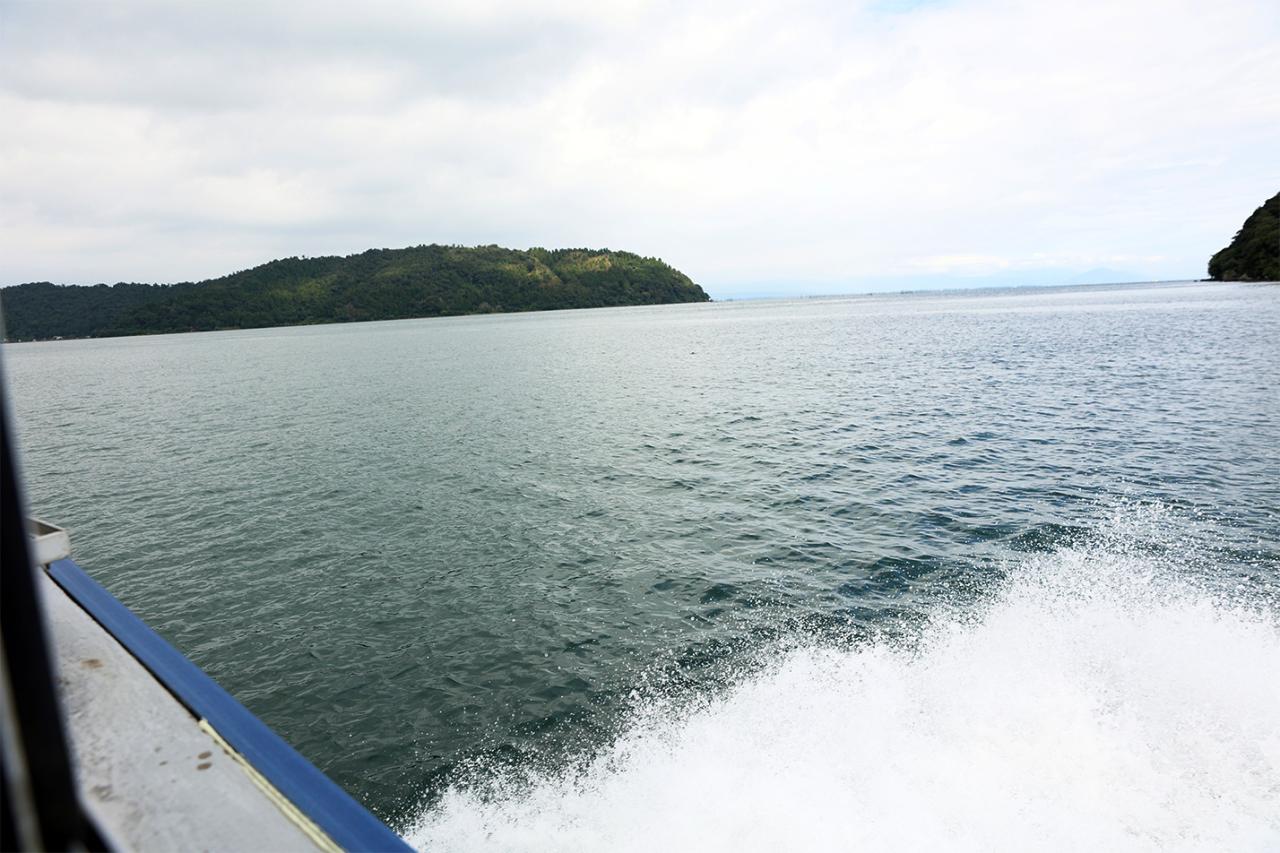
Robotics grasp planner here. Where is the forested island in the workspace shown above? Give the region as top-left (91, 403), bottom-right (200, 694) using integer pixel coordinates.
top-left (1208, 191), bottom-right (1279, 282)
top-left (0, 245), bottom-right (709, 340)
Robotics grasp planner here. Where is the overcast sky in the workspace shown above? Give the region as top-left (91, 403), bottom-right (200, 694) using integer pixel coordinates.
top-left (3, 0), bottom-right (1277, 298)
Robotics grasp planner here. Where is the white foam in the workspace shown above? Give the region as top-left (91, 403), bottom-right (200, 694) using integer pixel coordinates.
top-left (407, 508), bottom-right (1280, 851)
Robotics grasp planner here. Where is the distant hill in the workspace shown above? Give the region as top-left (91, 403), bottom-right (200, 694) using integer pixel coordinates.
top-left (1208, 191), bottom-right (1279, 282)
top-left (0, 245), bottom-right (709, 340)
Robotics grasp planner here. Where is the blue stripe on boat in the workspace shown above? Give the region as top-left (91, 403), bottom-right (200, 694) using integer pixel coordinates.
top-left (46, 557), bottom-right (412, 853)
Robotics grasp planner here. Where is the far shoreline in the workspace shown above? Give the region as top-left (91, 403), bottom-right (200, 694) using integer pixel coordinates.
top-left (6, 279), bottom-right (1266, 345)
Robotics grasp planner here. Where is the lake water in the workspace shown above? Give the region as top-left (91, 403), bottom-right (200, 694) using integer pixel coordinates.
top-left (5, 281), bottom-right (1279, 850)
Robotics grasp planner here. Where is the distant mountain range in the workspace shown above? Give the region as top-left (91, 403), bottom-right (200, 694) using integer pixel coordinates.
top-left (0, 245), bottom-right (709, 341)
top-left (1209, 191), bottom-right (1279, 282)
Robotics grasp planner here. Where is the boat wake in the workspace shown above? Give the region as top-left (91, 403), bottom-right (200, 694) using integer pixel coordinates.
top-left (406, 506), bottom-right (1280, 851)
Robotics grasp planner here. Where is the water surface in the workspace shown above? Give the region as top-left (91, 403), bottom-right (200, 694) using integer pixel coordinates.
top-left (6, 282), bottom-right (1279, 848)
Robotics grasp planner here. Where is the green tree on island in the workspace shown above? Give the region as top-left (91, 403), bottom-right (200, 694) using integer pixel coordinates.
top-left (1208, 191), bottom-right (1280, 282)
top-left (0, 245), bottom-right (710, 341)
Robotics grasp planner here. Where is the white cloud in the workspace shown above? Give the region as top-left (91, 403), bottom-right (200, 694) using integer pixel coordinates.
top-left (1, 0), bottom-right (1277, 296)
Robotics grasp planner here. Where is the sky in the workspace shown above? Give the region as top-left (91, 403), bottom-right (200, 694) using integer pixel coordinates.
top-left (2, 0), bottom-right (1278, 299)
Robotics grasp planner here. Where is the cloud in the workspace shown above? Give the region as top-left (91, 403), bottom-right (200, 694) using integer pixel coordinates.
top-left (2, 0), bottom-right (1278, 296)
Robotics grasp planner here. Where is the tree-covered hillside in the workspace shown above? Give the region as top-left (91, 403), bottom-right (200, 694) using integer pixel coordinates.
top-left (1208, 191), bottom-right (1279, 282)
top-left (1, 245), bottom-right (709, 340)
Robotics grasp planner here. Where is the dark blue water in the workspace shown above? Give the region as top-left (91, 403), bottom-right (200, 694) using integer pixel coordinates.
top-left (6, 282), bottom-right (1279, 850)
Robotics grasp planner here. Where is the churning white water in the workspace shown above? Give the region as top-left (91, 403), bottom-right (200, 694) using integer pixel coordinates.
top-left (408, 509), bottom-right (1280, 851)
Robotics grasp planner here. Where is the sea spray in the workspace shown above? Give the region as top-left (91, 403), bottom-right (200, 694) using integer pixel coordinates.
top-left (407, 506), bottom-right (1280, 851)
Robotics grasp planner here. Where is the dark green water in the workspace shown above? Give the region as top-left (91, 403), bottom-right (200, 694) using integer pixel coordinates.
top-left (6, 282), bottom-right (1279, 849)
